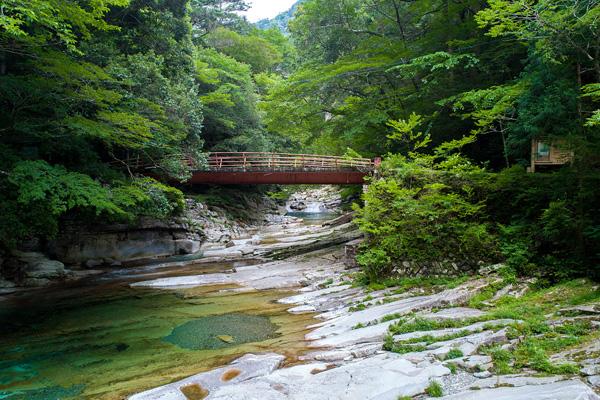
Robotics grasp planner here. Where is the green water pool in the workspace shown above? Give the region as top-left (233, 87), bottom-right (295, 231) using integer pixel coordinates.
top-left (0, 263), bottom-right (315, 399)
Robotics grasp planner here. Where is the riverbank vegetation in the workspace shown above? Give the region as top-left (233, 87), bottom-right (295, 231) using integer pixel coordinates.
top-left (382, 277), bottom-right (600, 375)
top-left (0, 0), bottom-right (292, 247)
top-left (354, 129), bottom-right (600, 283)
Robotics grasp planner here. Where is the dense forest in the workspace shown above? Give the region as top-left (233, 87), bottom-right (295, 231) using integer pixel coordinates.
top-left (0, 0), bottom-right (291, 246)
top-left (1, 0), bottom-right (599, 282)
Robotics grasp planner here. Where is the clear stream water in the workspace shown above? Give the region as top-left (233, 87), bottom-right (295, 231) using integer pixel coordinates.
top-left (0, 213), bottom-right (336, 400)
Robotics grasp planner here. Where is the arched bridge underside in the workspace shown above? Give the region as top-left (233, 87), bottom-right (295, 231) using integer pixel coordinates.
top-left (191, 153), bottom-right (378, 185)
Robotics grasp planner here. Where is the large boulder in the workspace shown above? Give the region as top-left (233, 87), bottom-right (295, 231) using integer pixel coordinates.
top-left (8, 251), bottom-right (70, 287)
top-left (47, 217), bottom-right (204, 267)
top-left (0, 278), bottom-right (16, 289)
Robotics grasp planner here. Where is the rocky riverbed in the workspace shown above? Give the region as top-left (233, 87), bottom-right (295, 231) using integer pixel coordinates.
top-left (129, 207), bottom-right (600, 399)
top-left (0, 190), bottom-right (286, 290)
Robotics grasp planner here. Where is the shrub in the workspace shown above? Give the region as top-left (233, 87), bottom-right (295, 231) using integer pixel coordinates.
top-left (498, 224), bottom-right (536, 276)
top-left (356, 248), bottom-right (392, 282)
top-left (141, 180), bottom-right (185, 217)
top-left (383, 334), bottom-right (395, 351)
top-left (355, 159), bottom-right (600, 283)
top-left (483, 346), bottom-right (514, 374)
top-left (389, 317), bottom-right (479, 335)
top-left (353, 159), bottom-right (497, 282)
top-left (425, 381), bottom-right (443, 397)
top-left (267, 190), bottom-right (290, 201)
top-left (445, 348), bottom-right (464, 360)
top-left (0, 160), bottom-right (187, 250)
top-left (389, 343), bottom-right (428, 354)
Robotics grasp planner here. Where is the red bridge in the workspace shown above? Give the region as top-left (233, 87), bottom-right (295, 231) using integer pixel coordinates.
top-left (189, 152), bottom-right (379, 185)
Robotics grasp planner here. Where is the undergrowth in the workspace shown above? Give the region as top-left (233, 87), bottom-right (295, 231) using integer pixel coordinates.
top-left (355, 274), bottom-right (470, 293)
top-left (388, 316), bottom-right (486, 335)
top-left (384, 278), bottom-right (599, 376)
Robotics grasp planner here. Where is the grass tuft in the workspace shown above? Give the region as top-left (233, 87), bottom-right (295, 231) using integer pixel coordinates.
top-left (425, 380), bottom-right (443, 397)
top-left (445, 348), bottom-right (464, 360)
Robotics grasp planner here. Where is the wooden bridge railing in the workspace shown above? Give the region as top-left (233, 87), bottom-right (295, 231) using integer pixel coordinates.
top-left (110, 152), bottom-right (379, 174)
top-left (207, 152), bottom-right (376, 172)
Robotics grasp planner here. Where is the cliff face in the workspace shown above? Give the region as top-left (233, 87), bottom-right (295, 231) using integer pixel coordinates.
top-left (0, 194), bottom-right (281, 288)
top-left (255, 1), bottom-right (302, 34)
top-left (46, 216), bottom-right (205, 268)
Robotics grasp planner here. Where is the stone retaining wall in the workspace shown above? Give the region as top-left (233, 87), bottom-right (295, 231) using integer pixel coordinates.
top-left (392, 260), bottom-right (480, 277)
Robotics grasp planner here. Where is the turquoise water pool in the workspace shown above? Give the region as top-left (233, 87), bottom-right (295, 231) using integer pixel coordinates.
top-left (0, 261), bottom-right (314, 399)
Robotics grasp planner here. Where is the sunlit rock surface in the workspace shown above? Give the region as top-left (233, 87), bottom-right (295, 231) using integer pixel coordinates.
top-left (441, 379), bottom-right (599, 400)
top-left (130, 352), bottom-right (450, 400)
top-left (128, 353), bottom-right (285, 400)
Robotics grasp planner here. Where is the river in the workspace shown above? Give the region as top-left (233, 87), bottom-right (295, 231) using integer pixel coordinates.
top-left (0, 214), bottom-right (336, 400)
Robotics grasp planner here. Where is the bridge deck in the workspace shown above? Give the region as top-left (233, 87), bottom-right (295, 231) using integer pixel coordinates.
top-left (189, 152), bottom-right (377, 185)
top-left (190, 171), bottom-right (368, 185)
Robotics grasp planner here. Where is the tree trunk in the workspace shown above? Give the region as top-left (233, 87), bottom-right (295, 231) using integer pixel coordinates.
top-left (499, 121), bottom-right (510, 168)
top-left (0, 50), bottom-right (6, 75)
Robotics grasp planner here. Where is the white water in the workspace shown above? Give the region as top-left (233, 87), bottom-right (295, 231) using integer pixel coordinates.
top-left (285, 201), bottom-right (328, 213)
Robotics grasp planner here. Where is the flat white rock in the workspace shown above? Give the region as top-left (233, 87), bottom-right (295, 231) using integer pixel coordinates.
top-left (129, 353), bottom-right (284, 400)
top-left (441, 379), bottom-right (599, 399)
top-left (206, 353), bottom-right (450, 400)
